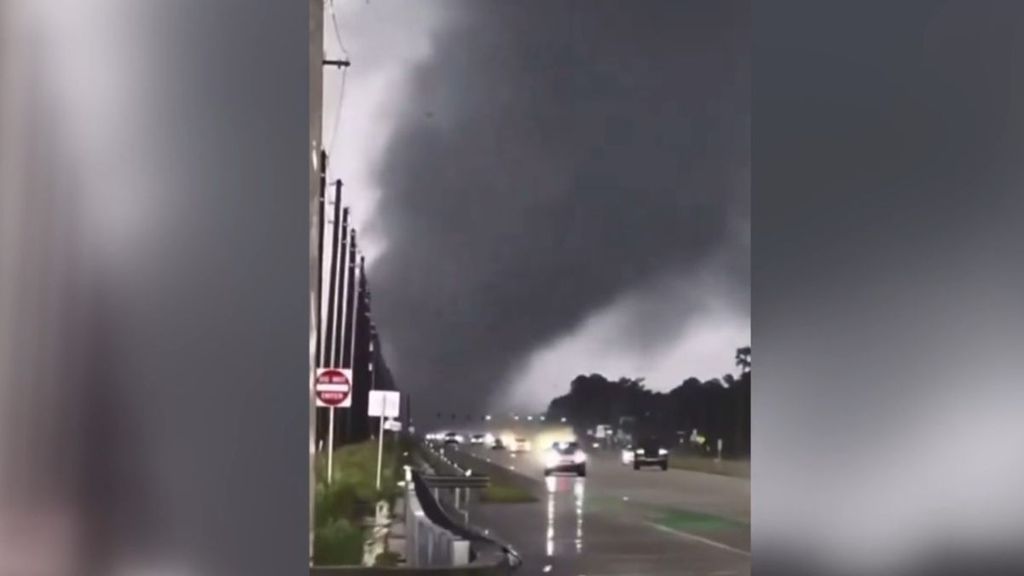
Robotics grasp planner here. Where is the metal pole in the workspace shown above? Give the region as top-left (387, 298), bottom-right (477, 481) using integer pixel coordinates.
top-left (328, 407), bottom-right (336, 484)
top-left (343, 233), bottom-right (357, 441)
top-left (333, 223), bottom-right (351, 446)
top-left (310, 100), bottom-right (327, 561)
top-left (315, 154), bottom-right (327, 368)
top-left (347, 248), bottom-right (361, 371)
top-left (323, 183), bottom-right (343, 365)
top-left (337, 208), bottom-right (354, 364)
top-left (376, 397), bottom-right (386, 490)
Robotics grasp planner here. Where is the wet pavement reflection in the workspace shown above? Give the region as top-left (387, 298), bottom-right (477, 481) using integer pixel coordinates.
top-left (543, 475), bottom-right (586, 558)
top-left (453, 445), bottom-right (751, 575)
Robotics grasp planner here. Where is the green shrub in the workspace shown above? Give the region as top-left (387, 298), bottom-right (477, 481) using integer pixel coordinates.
top-left (374, 550), bottom-right (402, 567)
top-left (313, 438), bottom-right (408, 567)
top-left (315, 482), bottom-right (372, 528)
top-left (315, 439), bottom-right (405, 507)
top-left (313, 517), bottom-right (365, 565)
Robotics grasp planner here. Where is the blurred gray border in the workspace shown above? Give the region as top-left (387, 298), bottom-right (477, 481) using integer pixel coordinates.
top-left (1, 1), bottom-right (311, 574)
top-left (754, 2), bottom-right (1024, 575)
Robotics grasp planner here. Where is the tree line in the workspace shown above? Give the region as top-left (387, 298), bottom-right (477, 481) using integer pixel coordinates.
top-left (545, 346), bottom-right (751, 457)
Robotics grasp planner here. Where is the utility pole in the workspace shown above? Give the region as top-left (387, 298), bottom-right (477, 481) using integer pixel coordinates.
top-left (322, 183), bottom-right (343, 367)
top-left (309, 0), bottom-right (326, 561)
top-left (343, 232), bottom-right (358, 441)
top-left (324, 187), bottom-right (347, 485)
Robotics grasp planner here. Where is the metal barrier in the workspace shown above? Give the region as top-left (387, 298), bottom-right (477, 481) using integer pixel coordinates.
top-left (420, 474), bottom-right (490, 489)
top-left (310, 458), bottom-right (519, 575)
top-left (406, 473), bottom-right (463, 567)
top-left (406, 467), bottom-right (519, 571)
top-left (311, 561), bottom-right (512, 576)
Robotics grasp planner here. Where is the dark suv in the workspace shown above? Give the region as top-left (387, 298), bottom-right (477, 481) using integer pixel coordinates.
top-left (632, 437), bottom-right (669, 471)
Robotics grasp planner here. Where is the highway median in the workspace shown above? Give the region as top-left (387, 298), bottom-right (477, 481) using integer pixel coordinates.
top-left (668, 453), bottom-right (750, 478)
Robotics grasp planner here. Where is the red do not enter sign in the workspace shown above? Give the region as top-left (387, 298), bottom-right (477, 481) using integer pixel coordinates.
top-left (315, 369), bottom-right (351, 407)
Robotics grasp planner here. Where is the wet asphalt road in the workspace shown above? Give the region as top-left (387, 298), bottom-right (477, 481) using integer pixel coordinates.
top-left (448, 444), bottom-right (751, 576)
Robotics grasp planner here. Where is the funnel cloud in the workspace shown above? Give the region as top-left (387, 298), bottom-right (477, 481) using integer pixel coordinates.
top-left (332, 0), bottom-right (750, 419)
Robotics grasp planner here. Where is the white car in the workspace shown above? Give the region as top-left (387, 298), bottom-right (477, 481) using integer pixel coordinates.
top-left (544, 441), bottom-right (587, 477)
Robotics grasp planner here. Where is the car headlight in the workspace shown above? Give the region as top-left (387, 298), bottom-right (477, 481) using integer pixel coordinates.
top-left (544, 452), bottom-right (559, 467)
top-left (659, 448), bottom-right (668, 455)
top-left (573, 452), bottom-right (587, 464)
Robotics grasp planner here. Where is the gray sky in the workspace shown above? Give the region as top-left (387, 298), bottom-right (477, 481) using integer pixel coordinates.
top-left (324, 0), bottom-right (749, 418)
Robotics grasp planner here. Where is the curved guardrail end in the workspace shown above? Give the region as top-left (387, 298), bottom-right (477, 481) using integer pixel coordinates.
top-left (503, 545), bottom-right (523, 570)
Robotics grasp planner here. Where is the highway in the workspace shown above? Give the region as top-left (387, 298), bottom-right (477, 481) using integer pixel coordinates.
top-left (443, 442), bottom-right (750, 575)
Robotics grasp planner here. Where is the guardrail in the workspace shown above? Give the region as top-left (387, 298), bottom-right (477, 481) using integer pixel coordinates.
top-left (310, 466), bottom-right (517, 575)
top-left (407, 468), bottom-right (519, 569)
top-left (420, 474), bottom-right (490, 490)
top-left (311, 566), bottom-right (509, 576)
top-left (407, 470), bottom-right (471, 567)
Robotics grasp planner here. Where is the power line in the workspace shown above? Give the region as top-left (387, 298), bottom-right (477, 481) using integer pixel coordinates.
top-left (326, 65), bottom-right (348, 173)
top-left (328, 0), bottom-right (350, 60)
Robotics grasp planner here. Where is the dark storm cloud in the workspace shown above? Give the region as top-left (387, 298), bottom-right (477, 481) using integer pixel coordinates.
top-left (371, 0), bottom-right (749, 417)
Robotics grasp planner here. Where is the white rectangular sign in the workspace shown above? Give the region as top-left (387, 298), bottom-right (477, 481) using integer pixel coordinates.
top-left (368, 390), bottom-right (400, 418)
top-left (384, 419), bottom-right (403, 432)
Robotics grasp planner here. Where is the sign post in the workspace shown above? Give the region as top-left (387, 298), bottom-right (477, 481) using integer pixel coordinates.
top-left (368, 390), bottom-right (401, 490)
top-left (316, 368), bottom-right (353, 484)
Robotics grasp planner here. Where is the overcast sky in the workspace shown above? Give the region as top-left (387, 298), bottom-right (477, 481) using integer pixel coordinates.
top-left (324, 0), bottom-right (749, 418)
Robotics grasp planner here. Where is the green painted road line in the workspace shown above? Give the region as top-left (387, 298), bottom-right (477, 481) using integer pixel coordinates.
top-left (589, 496), bottom-right (744, 533)
top-left (653, 508), bottom-right (742, 532)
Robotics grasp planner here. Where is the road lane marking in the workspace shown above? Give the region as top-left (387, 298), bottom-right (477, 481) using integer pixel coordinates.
top-left (645, 522), bottom-right (750, 557)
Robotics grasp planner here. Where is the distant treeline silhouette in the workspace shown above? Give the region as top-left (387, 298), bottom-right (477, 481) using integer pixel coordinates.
top-left (546, 346), bottom-right (751, 457)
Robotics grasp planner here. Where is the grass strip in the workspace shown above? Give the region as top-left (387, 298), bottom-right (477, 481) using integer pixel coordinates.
top-left (478, 483), bottom-right (539, 504)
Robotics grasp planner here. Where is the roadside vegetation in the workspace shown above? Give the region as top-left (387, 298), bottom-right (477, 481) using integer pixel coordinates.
top-left (312, 437), bottom-right (410, 565)
top-left (479, 482), bottom-right (538, 503)
top-left (547, 346), bottom-right (751, 458)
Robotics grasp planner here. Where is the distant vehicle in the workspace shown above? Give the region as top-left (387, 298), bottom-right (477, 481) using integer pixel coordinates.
top-left (491, 437), bottom-right (506, 450)
top-left (631, 437), bottom-right (669, 471)
top-left (443, 432), bottom-right (464, 445)
top-left (621, 445), bottom-right (635, 465)
top-left (470, 433), bottom-right (486, 445)
top-left (544, 441), bottom-right (587, 477)
top-left (616, 416), bottom-right (636, 446)
top-left (510, 437), bottom-right (532, 453)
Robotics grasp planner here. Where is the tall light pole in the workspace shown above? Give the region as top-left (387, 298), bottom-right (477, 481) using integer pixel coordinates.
top-left (309, 0), bottom-right (326, 560)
